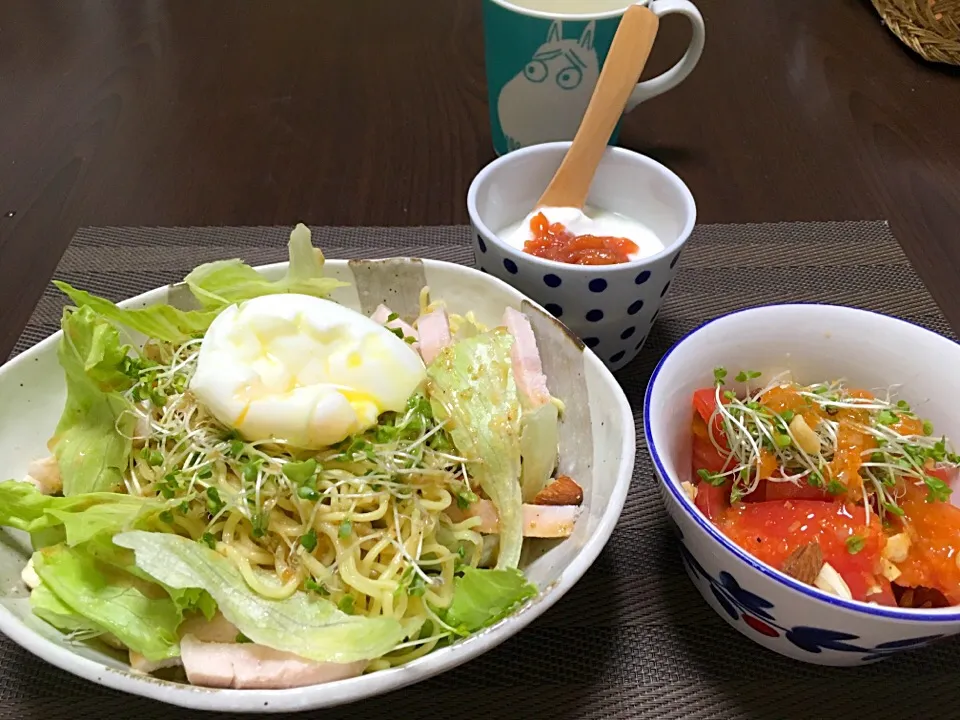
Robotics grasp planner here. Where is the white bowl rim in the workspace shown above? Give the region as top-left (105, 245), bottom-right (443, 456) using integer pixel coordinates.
top-left (0, 256), bottom-right (637, 712)
top-left (644, 301), bottom-right (960, 622)
top-left (466, 141), bottom-right (697, 273)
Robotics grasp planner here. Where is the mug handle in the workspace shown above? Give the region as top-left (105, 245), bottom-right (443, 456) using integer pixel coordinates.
top-left (624, 0), bottom-right (705, 111)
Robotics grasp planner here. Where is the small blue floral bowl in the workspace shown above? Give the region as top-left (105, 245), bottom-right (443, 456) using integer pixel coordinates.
top-left (467, 142), bottom-right (696, 371)
top-left (645, 304), bottom-right (960, 665)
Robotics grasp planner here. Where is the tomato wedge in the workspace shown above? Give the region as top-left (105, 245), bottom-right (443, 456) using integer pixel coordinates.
top-left (717, 500), bottom-right (891, 604)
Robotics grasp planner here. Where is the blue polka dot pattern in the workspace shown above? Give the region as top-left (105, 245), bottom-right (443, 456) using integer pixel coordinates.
top-left (660, 281), bottom-right (671, 297)
top-left (543, 273), bottom-right (562, 288)
top-left (545, 303), bottom-right (563, 318)
top-left (670, 251), bottom-right (681, 268)
top-left (504, 258), bottom-right (518, 274)
top-left (635, 270), bottom-right (651, 284)
top-left (583, 337), bottom-right (600, 348)
top-left (610, 350), bottom-right (625, 363)
top-left (628, 300), bottom-right (643, 315)
top-left (586, 309), bottom-right (603, 322)
top-left (620, 326), bottom-right (635, 340)
top-left (589, 278), bottom-right (607, 293)
top-left (478, 237), bottom-right (487, 253)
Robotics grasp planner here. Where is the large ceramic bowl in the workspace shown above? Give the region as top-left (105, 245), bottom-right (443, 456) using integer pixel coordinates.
top-left (0, 257), bottom-right (635, 712)
top-left (645, 304), bottom-right (960, 666)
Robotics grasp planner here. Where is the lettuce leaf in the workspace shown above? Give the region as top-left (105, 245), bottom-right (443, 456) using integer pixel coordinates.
top-left (427, 329), bottom-right (524, 569)
top-left (519, 402), bottom-right (560, 503)
top-left (443, 567), bottom-right (536, 634)
top-left (114, 531), bottom-right (404, 663)
top-left (0, 480), bottom-right (161, 543)
top-left (30, 582), bottom-right (101, 636)
top-left (54, 281), bottom-right (218, 345)
top-left (52, 307), bottom-right (135, 495)
top-left (183, 223), bottom-right (348, 310)
top-left (33, 544), bottom-right (182, 660)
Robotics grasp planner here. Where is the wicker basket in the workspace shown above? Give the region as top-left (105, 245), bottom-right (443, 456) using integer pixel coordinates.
top-left (871, 0), bottom-right (960, 65)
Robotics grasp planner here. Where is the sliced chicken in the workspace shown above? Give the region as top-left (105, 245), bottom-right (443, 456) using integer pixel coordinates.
top-left (447, 499), bottom-right (580, 538)
top-left (179, 612), bottom-right (240, 643)
top-left (129, 651), bottom-right (182, 674)
top-left (371, 304), bottom-right (419, 348)
top-left (180, 634), bottom-right (367, 689)
top-left (22, 456), bottom-right (62, 495)
top-left (502, 308), bottom-right (550, 408)
top-left (417, 308), bottom-right (451, 365)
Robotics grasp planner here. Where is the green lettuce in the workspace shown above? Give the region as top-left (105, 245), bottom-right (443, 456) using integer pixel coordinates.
top-left (114, 531), bottom-right (404, 663)
top-left (52, 307), bottom-right (135, 495)
top-left (0, 480), bottom-right (162, 544)
top-left (33, 544), bottom-right (182, 660)
top-left (519, 402), bottom-right (560, 503)
top-left (183, 223), bottom-right (348, 310)
top-left (30, 582), bottom-right (101, 636)
top-left (427, 329), bottom-right (524, 569)
top-left (54, 281), bottom-right (218, 345)
top-left (443, 567), bottom-right (536, 634)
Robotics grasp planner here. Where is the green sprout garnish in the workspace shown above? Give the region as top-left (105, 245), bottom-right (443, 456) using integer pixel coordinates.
top-left (701, 371), bottom-right (960, 522)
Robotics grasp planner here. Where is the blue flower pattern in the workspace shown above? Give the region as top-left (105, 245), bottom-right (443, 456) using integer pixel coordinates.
top-left (672, 520), bottom-right (945, 659)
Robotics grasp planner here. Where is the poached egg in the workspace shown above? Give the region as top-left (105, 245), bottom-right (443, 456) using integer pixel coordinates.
top-left (189, 293), bottom-right (426, 449)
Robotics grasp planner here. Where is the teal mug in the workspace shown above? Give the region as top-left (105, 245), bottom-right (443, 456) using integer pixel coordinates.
top-left (483, 0), bottom-right (705, 155)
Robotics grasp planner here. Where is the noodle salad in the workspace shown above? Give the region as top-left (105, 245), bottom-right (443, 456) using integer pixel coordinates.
top-left (0, 226), bottom-right (583, 689)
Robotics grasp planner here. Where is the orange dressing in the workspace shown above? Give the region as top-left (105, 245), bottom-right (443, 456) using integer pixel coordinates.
top-left (523, 212), bottom-right (638, 265)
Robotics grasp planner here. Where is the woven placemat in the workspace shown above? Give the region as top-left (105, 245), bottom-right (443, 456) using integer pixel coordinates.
top-left (871, 0), bottom-right (960, 65)
top-left (4, 222), bottom-right (958, 720)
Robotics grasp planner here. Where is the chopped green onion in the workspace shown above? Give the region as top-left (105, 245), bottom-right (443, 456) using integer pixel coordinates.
top-left (338, 518), bottom-right (352, 539)
top-left (200, 533), bottom-right (216, 549)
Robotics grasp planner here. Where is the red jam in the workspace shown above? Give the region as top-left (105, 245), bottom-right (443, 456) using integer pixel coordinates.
top-left (522, 212), bottom-right (638, 265)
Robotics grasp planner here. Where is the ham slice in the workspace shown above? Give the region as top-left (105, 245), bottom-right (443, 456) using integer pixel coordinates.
top-left (502, 308), bottom-right (550, 408)
top-left (180, 635), bottom-right (368, 689)
top-left (447, 499), bottom-right (580, 538)
top-left (371, 304), bottom-right (419, 348)
top-left (417, 308), bottom-right (451, 365)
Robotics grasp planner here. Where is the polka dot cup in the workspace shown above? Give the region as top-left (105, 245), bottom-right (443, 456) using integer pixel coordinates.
top-left (467, 141), bottom-right (696, 371)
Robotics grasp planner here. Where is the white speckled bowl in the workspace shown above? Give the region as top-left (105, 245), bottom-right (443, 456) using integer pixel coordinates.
top-left (467, 141), bottom-right (696, 371)
top-left (0, 257), bottom-right (635, 712)
top-left (646, 304), bottom-right (960, 666)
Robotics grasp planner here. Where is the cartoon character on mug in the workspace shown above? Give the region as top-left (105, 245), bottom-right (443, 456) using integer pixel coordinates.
top-left (497, 20), bottom-right (599, 151)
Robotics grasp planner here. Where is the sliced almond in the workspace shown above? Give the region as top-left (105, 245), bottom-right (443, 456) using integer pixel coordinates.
top-left (789, 414), bottom-right (822, 455)
top-left (533, 475), bottom-right (583, 506)
top-left (880, 557), bottom-right (902, 582)
top-left (781, 542), bottom-right (823, 585)
top-left (814, 562), bottom-right (853, 600)
top-left (882, 532), bottom-right (911, 563)
top-left (20, 558), bottom-right (40, 590)
top-left (681, 481), bottom-right (698, 503)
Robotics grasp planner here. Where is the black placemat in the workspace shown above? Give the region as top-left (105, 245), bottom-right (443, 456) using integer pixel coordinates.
top-left (5, 222), bottom-right (956, 720)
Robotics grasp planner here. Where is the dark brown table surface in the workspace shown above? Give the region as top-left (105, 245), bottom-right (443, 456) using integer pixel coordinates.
top-left (1, 0), bottom-right (959, 359)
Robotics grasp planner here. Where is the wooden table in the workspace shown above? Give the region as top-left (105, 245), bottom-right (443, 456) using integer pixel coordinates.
top-left (1, 0), bottom-right (959, 358)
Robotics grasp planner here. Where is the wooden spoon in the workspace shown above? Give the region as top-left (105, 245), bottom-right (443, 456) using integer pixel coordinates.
top-left (536, 4), bottom-right (660, 210)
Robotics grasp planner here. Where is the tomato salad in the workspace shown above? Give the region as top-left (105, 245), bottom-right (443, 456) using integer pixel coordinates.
top-left (688, 369), bottom-right (960, 608)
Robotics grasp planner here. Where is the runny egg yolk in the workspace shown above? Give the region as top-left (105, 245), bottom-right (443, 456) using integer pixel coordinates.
top-left (189, 293), bottom-right (426, 449)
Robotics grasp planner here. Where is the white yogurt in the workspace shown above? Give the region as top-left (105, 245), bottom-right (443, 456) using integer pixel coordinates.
top-left (498, 205), bottom-right (664, 261)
